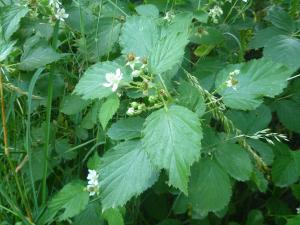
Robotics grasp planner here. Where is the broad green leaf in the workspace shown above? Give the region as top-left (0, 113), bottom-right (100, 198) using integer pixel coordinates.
top-left (272, 143), bottom-right (299, 187)
top-left (74, 201), bottom-right (104, 225)
top-left (46, 182), bottom-right (89, 221)
top-left (99, 95), bottom-right (120, 129)
top-left (264, 35), bottom-right (300, 70)
top-left (248, 139), bottom-right (274, 165)
top-left (100, 140), bottom-right (158, 210)
top-left (135, 4), bottom-right (159, 18)
top-left (107, 117), bottom-right (144, 140)
top-left (215, 59), bottom-right (293, 110)
top-left (276, 99), bottom-right (300, 133)
top-left (246, 210), bottom-right (264, 225)
top-left (215, 143), bottom-right (253, 181)
top-left (265, 6), bottom-right (295, 33)
top-left (87, 152), bottom-right (102, 171)
top-left (84, 18), bottom-right (121, 62)
top-left (287, 215), bottom-right (300, 225)
top-left (149, 31), bottom-right (189, 75)
top-left (103, 208), bottom-right (124, 225)
top-left (81, 102), bottom-right (100, 129)
top-left (191, 27), bottom-right (224, 45)
top-left (74, 62), bottom-right (130, 100)
top-left (0, 38), bottom-right (15, 62)
top-left (55, 139), bottom-right (77, 160)
top-left (188, 158), bottom-right (232, 216)
top-left (19, 36), bottom-right (61, 71)
top-left (120, 16), bottom-right (159, 57)
top-left (226, 104), bottom-right (272, 134)
top-left (60, 95), bottom-right (90, 115)
top-left (0, 5), bottom-right (29, 40)
top-left (142, 105), bottom-right (203, 194)
top-left (251, 168), bottom-right (268, 193)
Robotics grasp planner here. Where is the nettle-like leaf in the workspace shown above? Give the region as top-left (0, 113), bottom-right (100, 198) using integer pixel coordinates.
top-left (0, 37), bottom-right (15, 62)
top-left (264, 35), bottom-right (300, 70)
top-left (142, 105), bottom-right (203, 194)
top-left (107, 117), bottom-right (144, 140)
top-left (74, 201), bottom-right (104, 225)
top-left (120, 16), bottom-right (159, 57)
top-left (0, 5), bottom-right (29, 40)
top-left (60, 95), bottom-right (90, 115)
top-left (99, 140), bottom-right (159, 210)
top-left (135, 4), bottom-right (159, 18)
top-left (187, 158), bottom-right (232, 216)
top-left (215, 143), bottom-right (253, 181)
top-left (44, 182), bottom-right (89, 222)
top-left (99, 95), bottom-right (120, 129)
top-left (215, 59), bottom-right (293, 110)
top-left (74, 61), bottom-right (130, 100)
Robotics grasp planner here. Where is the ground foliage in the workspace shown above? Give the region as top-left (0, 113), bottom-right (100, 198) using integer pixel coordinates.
top-left (1, 0), bottom-right (300, 224)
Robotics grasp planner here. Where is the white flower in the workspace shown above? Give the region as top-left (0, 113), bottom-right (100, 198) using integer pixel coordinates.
top-left (86, 169), bottom-right (100, 196)
top-left (163, 11), bottom-right (175, 22)
top-left (103, 68), bottom-right (123, 92)
top-left (55, 8), bottom-right (69, 21)
top-left (126, 107), bottom-right (135, 116)
top-left (297, 207), bottom-right (300, 214)
top-left (132, 70), bottom-right (141, 77)
top-left (208, 5), bottom-right (223, 23)
top-left (49, 0), bottom-right (61, 8)
top-left (126, 56), bottom-right (140, 70)
top-left (242, 0), bottom-right (248, 2)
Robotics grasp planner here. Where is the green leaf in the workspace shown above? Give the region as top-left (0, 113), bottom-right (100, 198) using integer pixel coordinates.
top-left (74, 62), bottom-right (130, 100)
top-left (60, 95), bottom-right (90, 115)
top-left (74, 201), bottom-right (104, 225)
top-left (100, 140), bottom-right (158, 210)
top-left (142, 105), bottom-right (203, 194)
top-left (215, 59), bottom-right (293, 110)
top-left (0, 5), bottom-right (29, 40)
top-left (246, 210), bottom-right (264, 225)
top-left (55, 139), bottom-right (77, 160)
top-left (0, 38), bottom-right (15, 62)
top-left (103, 208), bottom-right (124, 225)
top-left (251, 168), bottom-right (268, 193)
top-left (135, 4), bottom-right (159, 18)
top-left (84, 18), bottom-right (121, 62)
top-left (215, 143), bottom-right (253, 181)
top-left (81, 102), bottom-right (100, 129)
top-left (188, 158), bottom-right (232, 216)
top-left (19, 36), bottom-right (61, 71)
top-left (287, 215), bottom-right (300, 225)
top-left (87, 152), bottom-right (102, 171)
top-left (107, 117), bottom-right (144, 140)
top-left (99, 95), bottom-right (120, 129)
top-left (276, 99), bottom-right (300, 133)
top-left (272, 143), bottom-right (299, 187)
top-left (226, 104), bottom-right (272, 135)
top-left (149, 31), bottom-right (189, 74)
top-left (248, 139), bottom-right (274, 165)
top-left (265, 6), bottom-right (295, 33)
top-left (264, 35), bottom-right (300, 70)
top-left (120, 16), bottom-right (159, 57)
top-left (46, 182), bottom-right (89, 221)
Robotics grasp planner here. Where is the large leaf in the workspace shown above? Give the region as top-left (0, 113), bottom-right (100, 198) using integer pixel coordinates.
top-left (272, 143), bottom-right (299, 187)
top-left (60, 95), bottom-right (90, 115)
top-left (103, 208), bottom-right (124, 225)
top-left (99, 95), bottom-right (120, 129)
top-left (215, 143), bottom-right (253, 181)
top-left (0, 5), bottom-right (29, 40)
top-left (188, 158), bottom-right (232, 216)
top-left (46, 182), bottom-right (89, 221)
top-left (19, 36), bottom-right (61, 71)
top-left (276, 99), bottom-right (300, 133)
top-left (215, 59), bottom-right (293, 110)
top-left (74, 62), bottom-right (130, 100)
top-left (149, 31), bottom-right (189, 74)
top-left (135, 4), bottom-right (159, 18)
top-left (73, 201), bottom-right (104, 225)
top-left (99, 140), bottom-right (158, 210)
top-left (142, 105), bottom-right (203, 194)
top-left (264, 35), bottom-right (300, 70)
top-left (120, 16), bottom-right (159, 57)
top-left (107, 117), bottom-right (144, 140)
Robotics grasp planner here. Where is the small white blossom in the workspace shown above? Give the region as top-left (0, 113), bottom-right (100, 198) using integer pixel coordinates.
top-left (86, 169), bottom-right (100, 196)
top-left (49, 0), bottom-right (61, 9)
top-left (208, 5), bottom-right (223, 23)
top-left (132, 70), bottom-right (141, 77)
top-left (126, 107), bottom-right (135, 116)
top-left (297, 207), bottom-right (300, 214)
top-left (55, 8), bottom-right (69, 21)
top-left (163, 11), bottom-right (175, 22)
top-left (103, 68), bottom-right (123, 92)
top-left (126, 56), bottom-right (141, 70)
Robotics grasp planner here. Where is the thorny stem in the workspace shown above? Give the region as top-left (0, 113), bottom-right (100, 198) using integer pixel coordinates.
top-left (183, 68), bottom-right (269, 172)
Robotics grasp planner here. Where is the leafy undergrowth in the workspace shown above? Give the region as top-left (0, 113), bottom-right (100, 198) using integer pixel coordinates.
top-left (1, 0), bottom-right (300, 225)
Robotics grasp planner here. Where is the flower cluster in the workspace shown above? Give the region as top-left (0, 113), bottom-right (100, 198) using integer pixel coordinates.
top-left (208, 5), bottom-right (223, 23)
top-left (126, 53), bottom-right (148, 78)
top-left (126, 102), bottom-right (146, 116)
top-left (86, 169), bottom-right (100, 196)
top-left (163, 11), bottom-right (175, 22)
top-left (103, 68), bottom-right (123, 92)
top-left (49, 0), bottom-right (69, 21)
top-left (225, 69), bottom-right (240, 89)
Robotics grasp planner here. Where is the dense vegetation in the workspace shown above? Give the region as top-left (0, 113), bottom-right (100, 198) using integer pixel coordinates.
top-left (1, 0), bottom-right (300, 224)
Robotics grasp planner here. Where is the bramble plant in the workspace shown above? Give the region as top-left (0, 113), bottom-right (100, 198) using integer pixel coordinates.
top-left (1, 0), bottom-right (300, 225)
